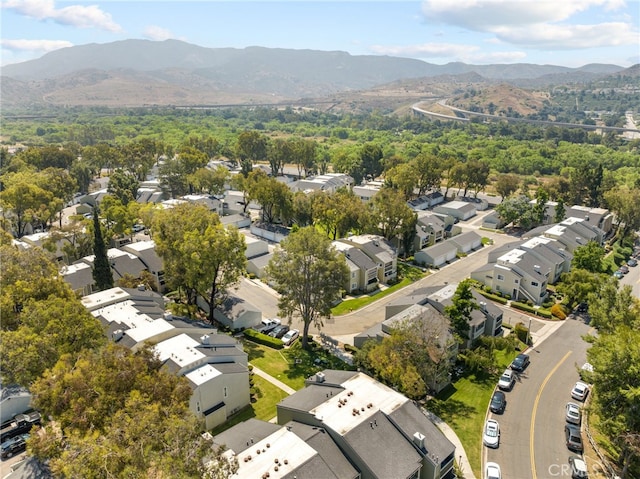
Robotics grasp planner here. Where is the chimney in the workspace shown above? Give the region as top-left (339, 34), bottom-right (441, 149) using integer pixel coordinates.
top-left (112, 329), bottom-right (124, 342)
top-left (533, 265), bottom-right (540, 273)
top-left (479, 301), bottom-right (486, 311)
top-left (200, 334), bottom-right (210, 345)
top-left (413, 432), bottom-right (425, 449)
top-left (137, 284), bottom-right (146, 291)
top-left (315, 372), bottom-right (325, 383)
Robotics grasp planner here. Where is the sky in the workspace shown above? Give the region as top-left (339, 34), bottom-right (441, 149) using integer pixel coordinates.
top-left (1, 0), bottom-right (639, 68)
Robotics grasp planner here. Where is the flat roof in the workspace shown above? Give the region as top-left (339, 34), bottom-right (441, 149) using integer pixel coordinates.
top-left (154, 333), bottom-right (206, 368)
top-left (498, 248), bottom-right (527, 264)
top-left (311, 373), bottom-right (408, 437)
top-left (184, 363), bottom-right (222, 386)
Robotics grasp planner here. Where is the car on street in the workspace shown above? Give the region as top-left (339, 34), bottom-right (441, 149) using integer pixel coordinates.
top-left (498, 369), bottom-right (516, 391)
top-left (1, 433), bottom-right (29, 460)
top-left (269, 324), bottom-right (290, 339)
top-left (569, 455), bottom-right (589, 478)
top-left (281, 329), bottom-right (300, 346)
top-left (613, 270), bottom-right (624, 279)
top-left (565, 424), bottom-right (584, 453)
top-left (627, 258), bottom-right (638, 267)
top-left (483, 419), bottom-right (500, 448)
top-left (566, 402), bottom-right (582, 425)
top-left (510, 353), bottom-right (530, 372)
top-left (490, 390), bottom-right (507, 414)
top-left (619, 265), bottom-right (629, 274)
top-left (485, 461), bottom-right (502, 479)
top-left (571, 381), bottom-right (589, 402)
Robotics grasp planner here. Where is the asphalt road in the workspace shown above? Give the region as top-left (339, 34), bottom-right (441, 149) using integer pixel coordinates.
top-left (484, 318), bottom-right (594, 479)
top-left (618, 259), bottom-right (640, 299)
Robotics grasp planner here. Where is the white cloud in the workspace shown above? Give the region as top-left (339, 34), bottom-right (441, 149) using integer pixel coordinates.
top-left (2, 0), bottom-right (122, 32)
top-left (1, 38), bottom-right (73, 52)
top-left (494, 21), bottom-right (639, 49)
top-left (370, 42), bottom-right (527, 64)
top-left (143, 25), bottom-right (175, 41)
top-left (422, 0), bottom-right (627, 29)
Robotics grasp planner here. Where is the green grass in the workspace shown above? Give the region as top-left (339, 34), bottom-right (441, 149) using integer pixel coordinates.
top-left (245, 341), bottom-right (355, 391)
top-left (209, 375), bottom-right (289, 435)
top-left (332, 263), bottom-right (426, 315)
top-left (427, 347), bottom-right (519, 478)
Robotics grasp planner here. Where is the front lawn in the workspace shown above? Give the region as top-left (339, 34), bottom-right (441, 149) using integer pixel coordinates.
top-left (427, 348), bottom-right (518, 478)
top-left (245, 340), bottom-right (355, 391)
top-left (332, 263), bottom-right (426, 315)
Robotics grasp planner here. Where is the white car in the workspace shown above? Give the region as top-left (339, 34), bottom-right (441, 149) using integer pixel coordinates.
top-left (565, 402), bottom-right (581, 425)
top-left (569, 455), bottom-right (588, 478)
top-left (483, 419), bottom-right (500, 448)
top-left (281, 329), bottom-right (299, 346)
top-left (485, 461), bottom-right (502, 479)
top-left (497, 369), bottom-right (515, 391)
top-left (571, 381), bottom-right (589, 402)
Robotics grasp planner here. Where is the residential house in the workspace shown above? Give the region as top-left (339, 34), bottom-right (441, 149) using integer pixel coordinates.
top-left (246, 252), bottom-right (273, 279)
top-left (414, 212), bottom-right (446, 251)
top-left (220, 213), bottom-right (251, 229)
top-left (353, 180), bottom-right (383, 203)
top-left (275, 370), bottom-right (457, 479)
top-left (481, 210), bottom-right (505, 230)
top-left (333, 241), bottom-right (379, 293)
top-left (209, 292), bottom-right (262, 331)
top-left (250, 222), bottom-right (290, 243)
top-left (212, 418), bottom-right (359, 479)
top-left (433, 201), bottom-right (477, 221)
top-left (60, 262), bottom-right (95, 296)
top-left (121, 240), bottom-right (166, 292)
top-left (82, 287), bottom-right (250, 430)
top-left (528, 201), bottom-right (614, 234)
top-left (339, 234), bottom-right (398, 284)
top-left (181, 194), bottom-right (223, 216)
top-left (455, 195), bottom-right (488, 211)
top-left (290, 173), bottom-right (354, 194)
top-left (525, 217), bottom-right (604, 252)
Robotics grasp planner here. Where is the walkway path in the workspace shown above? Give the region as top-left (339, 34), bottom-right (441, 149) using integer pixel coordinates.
top-left (250, 365), bottom-right (296, 395)
top-left (424, 409), bottom-right (477, 479)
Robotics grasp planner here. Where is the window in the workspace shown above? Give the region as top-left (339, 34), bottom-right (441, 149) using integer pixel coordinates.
top-left (531, 281), bottom-right (539, 287)
top-left (514, 279), bottom-right (519, 284)
top-left (497, 274), bottom-right (504, 281)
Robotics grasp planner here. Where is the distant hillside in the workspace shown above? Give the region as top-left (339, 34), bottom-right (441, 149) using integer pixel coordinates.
top-left (0, 39), bottom-right (627, 109)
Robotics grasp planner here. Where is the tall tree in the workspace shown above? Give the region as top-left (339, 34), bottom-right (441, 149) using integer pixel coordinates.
top-left (359, 143), bottom-right (384, 182)
top-left (266, 227), bottom-right (349, 349)
top-left (571, 240), bottom-right (605, 273)
top-left (236, 130), bottom-right (268, 176)
top-left (107, 168), bottom-right (139, 205)
top-left (366, 187), bottom-right (416, 243)
top-left (494, 173), bottom-right (520, 201)
top-left (604, 186), bottom-right (640, 240)
top-left (444, 280), bottom-right (478, 346)
top-left (92, 207), bottom-right (114, 291)
top-left (554, 197), bottom-right (566, 223)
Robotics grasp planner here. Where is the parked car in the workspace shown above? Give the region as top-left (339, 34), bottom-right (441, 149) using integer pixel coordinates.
top-left (565, 402), bottom-right (582, 425)
top-left (281, 329), bottom-right (300, 346)
top-left (254, 318), bottom-right (281, 335)
top-left (498, 369), bottom-right (516, 391)
top-left (569, 455), bottom-right (589, 478)
top-left (510, 353), bottom-right (530, 372)
top-left (0, 433), bottom-right (29, 460)
top-left (483, 419), bottom-right (500, 448)
top-left (571, 381), bottom-right (589, 402)
top-left (613, 270), bottom-right (624, 279)
top-left (627, 258), bottom-right (638, 267)
top-left (485, 461), bottom-right (502, 479)
top-left (269, 324), bottom-right (289, 339)
top-left (565, 424), bottom-right (584, 452)
top-left (490, 391), bottom-right (507, 414)
top-left (619, 265), bottom-right (629, 274)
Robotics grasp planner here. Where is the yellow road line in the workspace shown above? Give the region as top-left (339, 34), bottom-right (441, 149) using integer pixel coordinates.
top-left (530, 351), bottom-right (572, 479)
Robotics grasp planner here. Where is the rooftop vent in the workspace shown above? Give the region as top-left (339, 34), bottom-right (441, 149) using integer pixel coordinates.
top-left (413, 431), bottom-right (425, 449)
top-left (112, 329), bottom-right (124, 342)
top-left (200, 334), bottom-right (211, 345)
top-left (315, 372), bottom-right (325, 383)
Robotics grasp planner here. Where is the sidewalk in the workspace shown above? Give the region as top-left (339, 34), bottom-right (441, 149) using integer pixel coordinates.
top-left (250, 365), bottom-right (296, 395)
top-left (424, 409), bottom-right (477, 479)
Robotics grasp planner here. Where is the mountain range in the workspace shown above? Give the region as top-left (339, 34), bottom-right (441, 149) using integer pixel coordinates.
top-left (0, 39), bottom-right (633, 110)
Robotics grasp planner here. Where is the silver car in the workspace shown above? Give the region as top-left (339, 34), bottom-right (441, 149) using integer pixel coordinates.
top-left (565, 402), bottom-right (581, 425)
top-left (483, 419), bottom-right (500, 448)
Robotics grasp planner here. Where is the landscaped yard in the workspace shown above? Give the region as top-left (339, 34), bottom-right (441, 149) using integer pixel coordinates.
top-left (332, 262), bottom-right (426, 315)
top-left (244, 340), bottom-right (355, 391)
top-left (427, 348), bottom-right (519, 478)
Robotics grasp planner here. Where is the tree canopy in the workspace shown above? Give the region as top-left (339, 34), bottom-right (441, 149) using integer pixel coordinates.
top-left (266, 226), bottom-right (349, 349)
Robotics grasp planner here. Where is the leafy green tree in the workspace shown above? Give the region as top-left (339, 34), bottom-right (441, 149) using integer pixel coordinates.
top-left (331, 146), bottom-right (363, 185)
top-left (236, 130), bottom-right (268, 176)
top-left (313, 189), bottom-right (364, 240)
top-left (0, 170), bottom-right (53, 237)
top-left (494, 173), bottom-right (520, 201)
top-left (41, 167), bottom-right (78, 227)
top-left (291, 191), bottom-right (316, 227)
top-left (533, 187), bottom-right (549, 225)
top-left (444, 280), bottom-right (478, 345)
top-left (1, 295), bottom-right (105, 386)
top-left (413, 152), bottom-right (444, 196)
top-left (92, 207), bottom-right (114, 291)
top-left (556, 269), bottom-right (610, 310)
top-left (366, 187), bottom-right (416, 242)
top-left (249, 173), bottom-right (293, 224)
top-left (554, 197), bottom-right (566, 223)
top-left (587, 282), bottom-right (639, 333)
top-left (586, 322), bottom-right (640, 478)
top-left (495, 195), bottom-right (535, 229)
top-left (107, 168), bottom-right (139, 205)
top-left (359, 143), bottom-right (384, 181)
top-left (572, 240), bottom-right (605, 273)
top-left (385, 162), bottom-right (418, 200)
top-left (604, 185), bottom-right (640, 240)
top-left (189, 166), bottom-right (229, 196)
top-left (266, 226), bottom-right (349, 349)
top-left (292, 137), bottom-right (318, 177)
top-left (152, 203), bottom-right (246, 323)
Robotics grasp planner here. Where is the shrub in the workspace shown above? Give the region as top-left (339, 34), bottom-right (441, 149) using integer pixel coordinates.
top-left (344, 344), bottom-right (358, 354)
top-left (475, 289), bottom-right (508, 304)
top-left (550, 303), bottom-right (568, 320)
top-left (243, 329), bottom-right (284, 349)
top-left (513, 322), bottom-right (530, 345)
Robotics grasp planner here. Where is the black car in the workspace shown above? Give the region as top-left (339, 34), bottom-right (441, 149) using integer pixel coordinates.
top-left (1, 433), bottom-right (28, 460)
top-left (269, 325), bottom-right (289, 339)
top-left (490, 391), bottom-right (507, 414)
top-left (565, 424), bottom-right (584, 453)
top-left (510, 353), bottom-right (530, 372)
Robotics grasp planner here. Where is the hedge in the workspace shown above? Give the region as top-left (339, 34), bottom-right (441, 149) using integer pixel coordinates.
top-left (243, 329), bottom-right (284, 349)
top-left (511, 302), bottom-right (552, 319)
top-left (475, 289), bottom-right (509, 305)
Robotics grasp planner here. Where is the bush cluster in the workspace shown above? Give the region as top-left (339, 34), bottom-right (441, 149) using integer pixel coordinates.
top-left (243, 329), bottom-right (284, 349)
